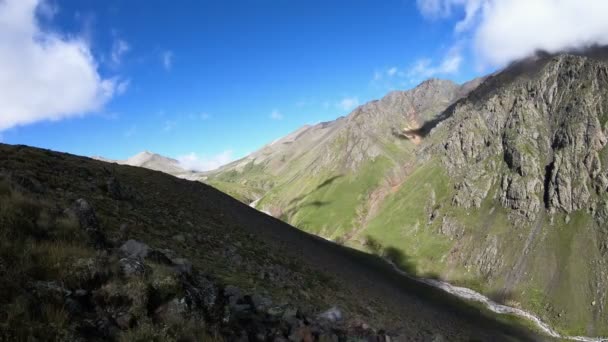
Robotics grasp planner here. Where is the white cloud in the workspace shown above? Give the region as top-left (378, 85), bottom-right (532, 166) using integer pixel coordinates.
top-left (116, 78), bottom-right (130, 95)
top-left (407, 44), bottom-right (463, 81)
top-left (111, 38), bottom-right (130, 65)
top-left (337, 97), bottom-right (359, 111)
top-left (270, 109), bottom-right (283, 120)
top-left (417, 0), bottom-right (453, 18)
top-left (177, 150), bottom-right (234, 172)
top-left (387, 67), bottom-right (398, 77)
top-left (0, 0), bottom-right (117, 131)
top-left (417, 0), bottom-right (608, 67)
top-left (162, 50), bottom-right (173, 70)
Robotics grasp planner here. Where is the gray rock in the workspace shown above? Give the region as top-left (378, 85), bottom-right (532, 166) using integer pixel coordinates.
top-left (70, 199), bottom-right (106, 248)
top-left (119, 258), bottom-right (146, 277)
top-left (171, 257), bottom-right (193, 276)
top-left (119, 239), bottom-right (150, 259)
top-left (155, 297), bottom-right (188, 321)
top-left (250, 293), bottom-right (272, 312)
top-left (106, 177), bottom-right (124, 200)
top-left (115, 313), bottom-right (133, 329)
top-left (318, 306), bottom-right (342, 322)
top-left (172, 234), bottom-right (186, 243)
top-left (225, 285), bottom-right (242, 298)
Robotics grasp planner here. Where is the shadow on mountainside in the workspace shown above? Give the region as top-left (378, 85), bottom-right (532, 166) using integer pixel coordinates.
top-left (315, 175), bottom-right (344, 190)
top-left (364, 235), bottom-right (417, 275)
top-left (288, 174), bottom-right (344, 206)
top-left (281, 174), bottom-right (344, 221)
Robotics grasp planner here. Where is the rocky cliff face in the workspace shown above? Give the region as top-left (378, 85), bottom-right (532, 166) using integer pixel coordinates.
top-left (443, 54), bottom-right (608, 224)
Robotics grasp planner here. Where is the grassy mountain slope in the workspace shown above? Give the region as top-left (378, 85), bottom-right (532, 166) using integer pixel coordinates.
top-left (0, 144), bottom-right (541, 341)
top-left (208, 51), bottom-right (608, 336)
top-left (205, 79), bottom-right (481, 230)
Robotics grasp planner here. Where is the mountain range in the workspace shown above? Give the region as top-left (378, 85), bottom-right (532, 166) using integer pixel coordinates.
top-left (84, 48), bottom-right (608, 338)
top-left (93, 151), bottom-right (200, 180)
top-left (201, 50), bottom-right (608, 337)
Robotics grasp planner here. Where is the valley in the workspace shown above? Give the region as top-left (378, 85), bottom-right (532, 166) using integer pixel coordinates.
top-left (204, 50), bottom-right (608, 337)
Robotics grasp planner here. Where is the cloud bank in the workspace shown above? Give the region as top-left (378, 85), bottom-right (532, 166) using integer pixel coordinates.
top-left (177, 150), bottom-right (234, 172)
top-left (0, 0), bottom-right (117, 131)
top-left (417, 0), bottom-right (608, 67)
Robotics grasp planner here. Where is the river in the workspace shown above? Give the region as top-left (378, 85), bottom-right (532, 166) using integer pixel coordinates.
top-left (387, 260), bottom-right (608, 342)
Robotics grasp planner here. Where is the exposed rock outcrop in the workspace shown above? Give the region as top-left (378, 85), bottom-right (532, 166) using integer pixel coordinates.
top-left (442, 54), bottom-right (608, 223)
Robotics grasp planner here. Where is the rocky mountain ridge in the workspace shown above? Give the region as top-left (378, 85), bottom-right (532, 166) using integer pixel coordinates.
top-left (208, 51), bottom-right (608, 336)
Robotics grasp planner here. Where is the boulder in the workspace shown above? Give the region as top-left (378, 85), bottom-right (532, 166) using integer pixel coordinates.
top-left (71, 199), bottom-right (106, 248)
top-left (171, 258), bottom-right (193, 276)
top-left (318, 306), bottom-right (342, 322)
top-left (119, 258), bottom-right (146, 277)
top-left (119, 239), bottom-right (150, 259)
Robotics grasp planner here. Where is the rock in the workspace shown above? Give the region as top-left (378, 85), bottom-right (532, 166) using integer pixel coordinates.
top-left (172, 234), bottom-right (186, 243)
top-left (439, 217), bottom-right (464, 240)
top-left (282, 307), bottom-right (298, 320)
top-left (183, 274), bottom-right (219, 313)
top-left (71, 199), bottom-right (106, 248)
top-left (250, 293), bottom-right (272, 312)
top-left (155, 298), bottom-right (188, 321)
top-left (72, 199), bottom-right (100, 230)
top-left (119, 239), bottom-right (150, 259)
top-left (74, 289), bottom-right (88, 297)
top-left (318, 306), bottom-right (342, 322)
top-left (171, 258), bottom-right (193, 276)
top-left (115, 313), bottom-right (134, 329)
top-left (431, 334), bottom-right (446, 342)
top-left (119, 258), bottom-right (146, 277)
top-left (146, 249), bottom-right (173, 265)
top-left (106, 177), bottom-right (124, 200)
top-left (30, 281), bottom-right (70, 302)
top-left (225, 285), bottom-right (242, 299)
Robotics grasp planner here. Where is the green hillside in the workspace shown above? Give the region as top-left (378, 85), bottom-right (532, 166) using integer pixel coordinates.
top-left (207, 52), bottom-right (608, 336)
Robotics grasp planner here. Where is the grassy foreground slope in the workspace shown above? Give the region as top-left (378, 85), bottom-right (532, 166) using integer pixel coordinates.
top-left (0, 143), bottom-right (542, 341)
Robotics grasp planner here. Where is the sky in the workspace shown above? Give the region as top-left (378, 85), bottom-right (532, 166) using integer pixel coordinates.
top-left (1, 0), bottom-right (607, 171)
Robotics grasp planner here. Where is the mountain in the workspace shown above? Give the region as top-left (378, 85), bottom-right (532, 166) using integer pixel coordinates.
top-left (93, 151), bottom-right (201, 180)
top-left (0, 143), bottom-right (540, 341)
top-left (207, 51), bottom-right (608, 336)
top-left (205, 77), bottom-right (483, 205)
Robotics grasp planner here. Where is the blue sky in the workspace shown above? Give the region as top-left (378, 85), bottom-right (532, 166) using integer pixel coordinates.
top-left (1, 0), bottom-right (605, 170)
